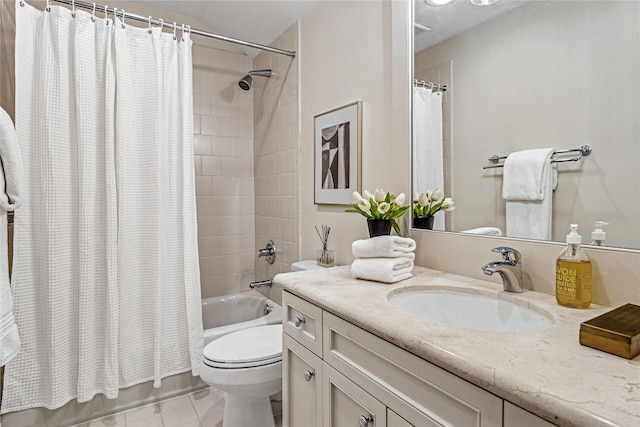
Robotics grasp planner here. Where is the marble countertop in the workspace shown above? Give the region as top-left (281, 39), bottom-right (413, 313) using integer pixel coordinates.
top-left (274, 265), bottom-right (640, 427)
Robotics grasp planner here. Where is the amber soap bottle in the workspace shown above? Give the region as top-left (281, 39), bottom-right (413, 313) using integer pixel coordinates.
top-left (556, 224), bottom-right (592, 308)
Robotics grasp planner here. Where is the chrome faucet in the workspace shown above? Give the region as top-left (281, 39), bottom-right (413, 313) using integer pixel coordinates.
top-left (481, 247), bottom-right (524, 293)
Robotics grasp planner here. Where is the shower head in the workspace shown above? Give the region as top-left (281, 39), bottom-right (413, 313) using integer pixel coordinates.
top-left (238, 69), bottom-right (272, 91)
top-left (239, 74), bottom-right (253, 91)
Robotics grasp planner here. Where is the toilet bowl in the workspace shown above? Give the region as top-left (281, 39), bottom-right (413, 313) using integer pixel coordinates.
top-left (200, 324), bottom-right (283, 427)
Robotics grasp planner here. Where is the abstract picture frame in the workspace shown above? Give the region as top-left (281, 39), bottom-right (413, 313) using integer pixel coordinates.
top-left (314, 101), bottom-right (362, 205)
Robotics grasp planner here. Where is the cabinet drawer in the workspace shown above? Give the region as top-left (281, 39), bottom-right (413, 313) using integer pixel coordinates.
top-left (283, 291), bottom-right (323, 356)
top-left (323, 312), bottom-right (502, 427)
top-left (283, 334), bottom-right (323, 427)
top-left (324, 363), bottom-right (387, 427)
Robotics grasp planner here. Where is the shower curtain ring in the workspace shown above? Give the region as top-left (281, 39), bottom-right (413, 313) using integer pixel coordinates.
top-left (120, 9), bottom-right (125, 29)
top-left (181, 24), bottom-right (185, 42)
top-left (19, 0), bottom-right (24, 7)
top-left (158, 19), bottom-right (164, 32)
top-left (91, 2), bottom-right (96, 22)
top-left (172, 22), bottom-right (177, 40)
top-left (148, 16), bottom-right (152, 34)
top-left (104, 5), bottom-right (109, 25)
top-left (71, 0), bottom-right (76, 18)
top-left (45, 0), bottom-right (51, 12)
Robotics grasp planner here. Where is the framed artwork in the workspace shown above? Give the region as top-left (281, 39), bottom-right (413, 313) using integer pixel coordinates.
top-left (314, 101), bottom-right (362, 205)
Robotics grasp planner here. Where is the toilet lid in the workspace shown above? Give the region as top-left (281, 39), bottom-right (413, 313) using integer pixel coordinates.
top-left (203, 324), bottom-right (282, 368)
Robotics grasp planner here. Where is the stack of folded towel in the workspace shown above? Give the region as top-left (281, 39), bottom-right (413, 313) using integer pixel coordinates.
top-left (351, 236), bottom-right (416, 283)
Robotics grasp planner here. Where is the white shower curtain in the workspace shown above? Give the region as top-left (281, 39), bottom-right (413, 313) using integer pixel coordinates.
top-left (413, 86), bottom-right (445, 230)
top-left (1, 0), bottom-right (202, 413)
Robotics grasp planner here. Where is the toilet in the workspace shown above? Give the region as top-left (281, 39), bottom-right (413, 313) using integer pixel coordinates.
top-left (200, 324), bottom-right (283, 427)
top-left (200, 261), bottom-right (332, 427)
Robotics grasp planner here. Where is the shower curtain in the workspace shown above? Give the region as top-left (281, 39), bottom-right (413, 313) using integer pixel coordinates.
top-left (413, 86), bottom-right (445, 231)
top-left (1, 0), bottom-right (203, 413)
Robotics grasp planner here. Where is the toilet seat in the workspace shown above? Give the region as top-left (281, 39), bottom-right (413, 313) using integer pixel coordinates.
top-left (203, 324), bottom-right (282, 369)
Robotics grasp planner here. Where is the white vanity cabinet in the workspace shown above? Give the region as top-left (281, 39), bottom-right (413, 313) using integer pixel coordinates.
top-left (283, 291), bottom-right (554, 427)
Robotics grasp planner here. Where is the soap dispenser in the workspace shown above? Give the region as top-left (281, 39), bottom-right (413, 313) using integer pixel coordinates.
top-left (590, 221), bottom-right (609, 246)
top-left (556, 224), bottom-right (592, 309)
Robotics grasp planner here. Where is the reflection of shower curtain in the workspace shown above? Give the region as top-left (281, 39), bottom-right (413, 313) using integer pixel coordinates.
top-left (413, 86), bottom-right (444, 230)
top-left (2, 1), bottom-right (203, 413)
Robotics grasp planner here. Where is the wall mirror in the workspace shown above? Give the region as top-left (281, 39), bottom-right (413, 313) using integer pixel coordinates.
top-left (411, 0), bottom-right (640, 250)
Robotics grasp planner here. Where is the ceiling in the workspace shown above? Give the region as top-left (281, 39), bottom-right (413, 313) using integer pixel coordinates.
top-left (132, 0), bottom-right (527, 58)
top-left (414, 0), bottom-right (529, 52)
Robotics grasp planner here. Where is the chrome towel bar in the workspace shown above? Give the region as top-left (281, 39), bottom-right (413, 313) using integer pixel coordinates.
top-left (483, 145), bottom-right (592, 169)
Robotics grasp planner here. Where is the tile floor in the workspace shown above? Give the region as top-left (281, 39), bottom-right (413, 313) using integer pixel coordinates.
top-left (72, 388), bottom-right (225, 427)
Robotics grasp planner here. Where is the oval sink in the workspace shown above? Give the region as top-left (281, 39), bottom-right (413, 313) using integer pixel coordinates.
top-left (388, 290), bottom-right (553, 332)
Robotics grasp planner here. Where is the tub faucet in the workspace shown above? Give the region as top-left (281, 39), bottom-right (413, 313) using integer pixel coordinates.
top-left (481, 247), bottom-right (524, 293)
top-left (250, 279), bottom-right (272, 289)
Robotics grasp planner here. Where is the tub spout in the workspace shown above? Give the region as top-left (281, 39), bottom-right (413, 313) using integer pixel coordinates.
top-left (250, 280), bottom-right (273, 289)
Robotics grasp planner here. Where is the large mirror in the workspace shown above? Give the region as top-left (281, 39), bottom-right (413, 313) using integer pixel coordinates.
top-left (411, 0), bottom-right (640, 250)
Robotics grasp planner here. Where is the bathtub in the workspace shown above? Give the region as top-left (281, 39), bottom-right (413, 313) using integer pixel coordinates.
top-left (202, 290), bottom-right (283, 345)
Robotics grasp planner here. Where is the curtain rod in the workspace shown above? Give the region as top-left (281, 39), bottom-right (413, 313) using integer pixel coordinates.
top-left (47, 0), bottom-right (297, 58)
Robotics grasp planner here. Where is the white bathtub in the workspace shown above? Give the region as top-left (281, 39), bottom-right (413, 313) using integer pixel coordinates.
top-left (202, 290), bottom-right (283, 345)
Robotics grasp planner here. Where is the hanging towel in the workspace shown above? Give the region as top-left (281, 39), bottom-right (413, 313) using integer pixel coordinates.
top-left (0, 108), bottom-right (24, 211)
top-left (352, 235), bottom-right (416, 258)
top-left (502, 148), bottom-right (556, 240)
top-left (0, 107), bottom-right (23, 367)
top-left (351, 257), bottom-right (414, 283)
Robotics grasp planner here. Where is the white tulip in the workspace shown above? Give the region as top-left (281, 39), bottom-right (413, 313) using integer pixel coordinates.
top-left (363, 190), bottom-right (372, 201)
top-left (442, 198), bottom-right (455, 211)
top-left (431, 188), bottom-right (443, 201)
top-left (353, 191), bottom-right (363, 203)
top-left (357, 198), bottom-right (371, 214)
top-left (413, 192), bottom-right (420, 202)
top-left (418, 193), bottom-right (429, 207)
top-left (374, 188), bottom-right (386, 203)
top-left (377, 202), bottom-right (391, 215)
top-left (394, 193), bottom-right (406, 207)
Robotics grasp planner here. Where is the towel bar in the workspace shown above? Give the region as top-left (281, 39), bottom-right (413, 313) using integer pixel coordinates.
top-left (482, 145), bottom-right (592, 169)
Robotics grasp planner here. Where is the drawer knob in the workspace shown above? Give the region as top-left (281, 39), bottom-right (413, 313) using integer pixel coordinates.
top-left (304, 370), bottom-right (315, 381)
top-left (294, 316), bottom-right (306, 327)
top-left (359, 415), bottom-right (373, 427)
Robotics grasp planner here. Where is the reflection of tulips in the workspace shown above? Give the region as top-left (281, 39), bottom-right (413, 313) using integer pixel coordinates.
top-left (413, 189), bottom-right (455, 219)
top-left (347, 189), bottom-right (410, 236)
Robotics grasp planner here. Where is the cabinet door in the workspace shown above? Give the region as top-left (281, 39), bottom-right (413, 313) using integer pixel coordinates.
top-left (323, 363), bottom-right (387, 427)
top-left (504, 402), bottom-right (556, 427)
top-left (283, 334), bottom-right (323, 427)
top-left (388, 409), bottom-right (414, 427)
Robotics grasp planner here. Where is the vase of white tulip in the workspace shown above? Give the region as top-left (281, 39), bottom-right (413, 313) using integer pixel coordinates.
top-left (412, 189), bottom-right (455, 230)
top-left (346, 188), bottom-right (409, 237)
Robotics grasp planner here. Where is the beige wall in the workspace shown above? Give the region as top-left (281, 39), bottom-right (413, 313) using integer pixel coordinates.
top-left (415, 1), bottom-right (640, 248)
top-left (299, 0), bottom-right (411, 267)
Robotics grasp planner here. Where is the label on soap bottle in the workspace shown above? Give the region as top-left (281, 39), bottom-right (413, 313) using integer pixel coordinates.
top-left (555, 260), bottom-right (592, 308)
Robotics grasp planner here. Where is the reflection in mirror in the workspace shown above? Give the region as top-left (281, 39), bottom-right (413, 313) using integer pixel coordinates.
top-left (412, 0), bottom-right (640, 250)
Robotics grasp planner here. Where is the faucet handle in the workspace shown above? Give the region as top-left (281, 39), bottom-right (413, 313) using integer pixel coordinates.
top-left (491, 246), bottom-right (521, 264)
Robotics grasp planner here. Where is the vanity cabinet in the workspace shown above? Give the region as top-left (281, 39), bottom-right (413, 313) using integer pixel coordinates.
top-left (283, 291), bottom-right (553, 427)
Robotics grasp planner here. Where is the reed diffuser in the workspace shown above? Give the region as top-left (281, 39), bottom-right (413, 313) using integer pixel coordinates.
top-left (315, 225), bottom-right (334, 267)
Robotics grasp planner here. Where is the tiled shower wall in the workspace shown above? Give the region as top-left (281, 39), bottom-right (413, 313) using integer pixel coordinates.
top-left (252, 23), bottom-right (300, 303)
top-left (192, 44), bottom-right (256, 298)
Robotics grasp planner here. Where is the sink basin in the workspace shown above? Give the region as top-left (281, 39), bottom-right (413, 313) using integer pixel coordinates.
top-left (388, 290), bottom-right (553, 332)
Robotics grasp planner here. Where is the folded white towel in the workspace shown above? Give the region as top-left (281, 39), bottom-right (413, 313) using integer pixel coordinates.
top-left (352, 235), bottom-right (416, 258)
top-left (460, 227), bottom-right (502, 236)
top-left (0, 107), bottom-right (24, 211)
top-left (502, 148), bottom-right (556, 240)
top-left (351, 257), bottom-right (414, 284)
